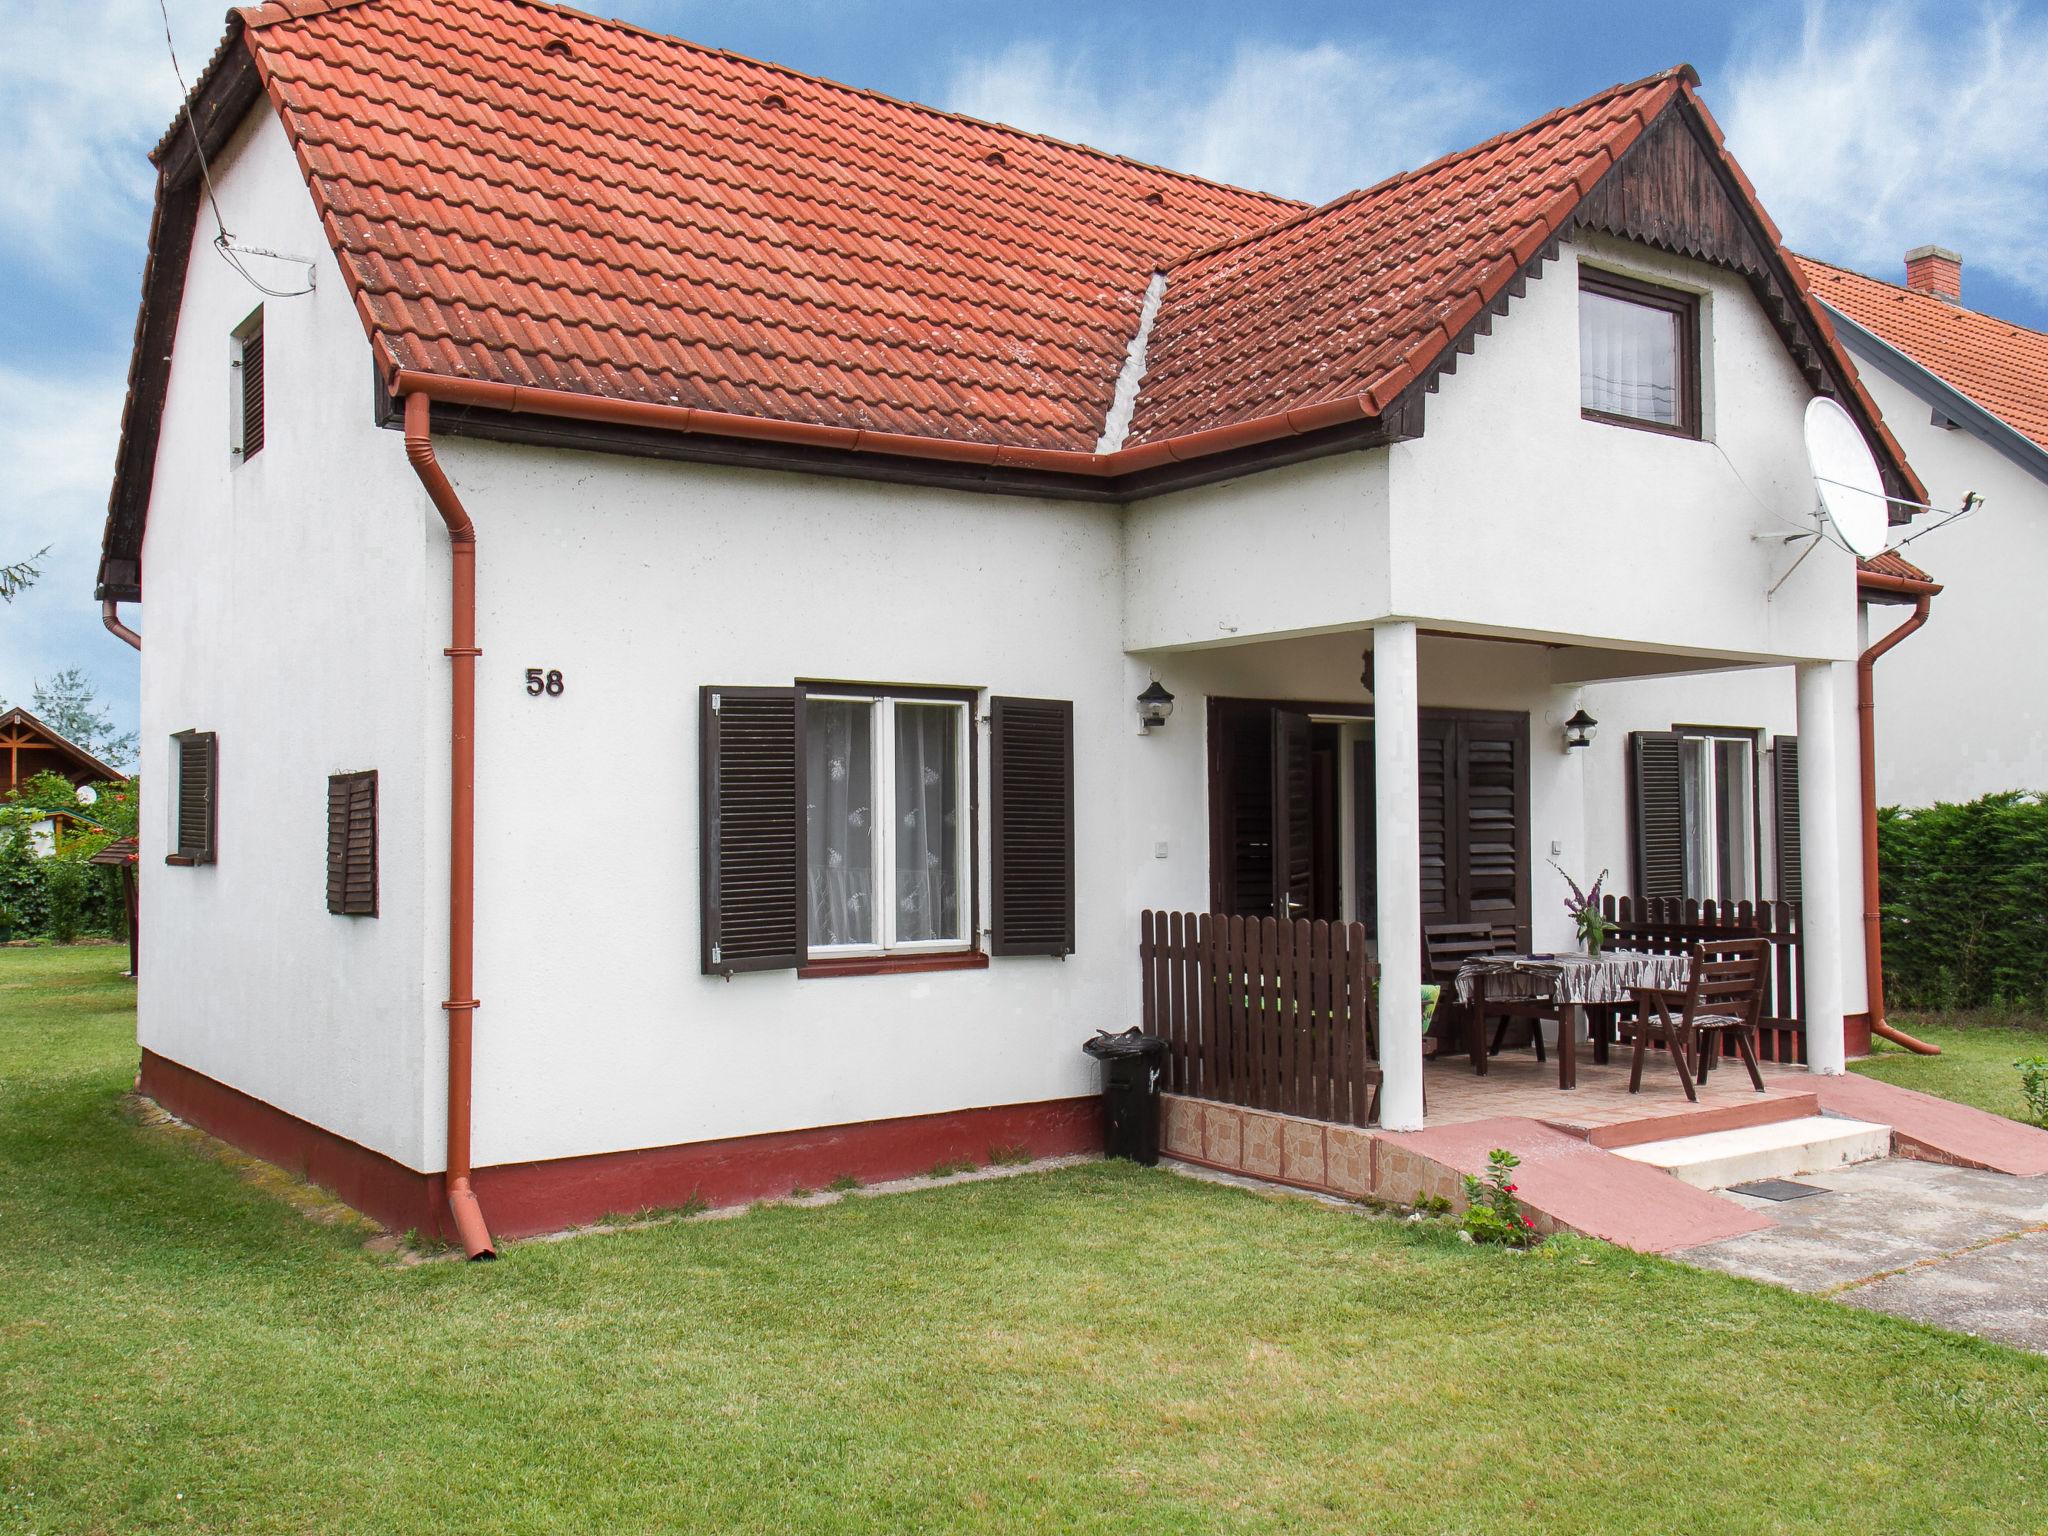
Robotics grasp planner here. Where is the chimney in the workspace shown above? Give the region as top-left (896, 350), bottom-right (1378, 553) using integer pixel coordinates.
top-left (1904, 244), bottom-right (1962, 303)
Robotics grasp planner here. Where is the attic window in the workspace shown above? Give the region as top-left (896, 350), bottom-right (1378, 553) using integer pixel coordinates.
top-left (542, 38), bottom-right (575, 58)
top-left (1579, 269), bottom-right (1700, 438)
top-left (229, 307), bottom-right (264, 463)
top-left (1144, 191), bottom-right (1165, 207)
top-left (761, 92), bottom-right (787, 110)
top-left (983, 150), bottom-right (1007, 167)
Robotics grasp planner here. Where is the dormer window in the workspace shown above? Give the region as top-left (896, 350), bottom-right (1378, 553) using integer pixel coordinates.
top-left (229, 307), bottom-right (264, 463)
top-left (1579, 269), bottom-right (1699, 437)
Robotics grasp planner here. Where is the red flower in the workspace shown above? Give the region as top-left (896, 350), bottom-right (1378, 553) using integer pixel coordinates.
top-left (1506, 1184), bottom-right (1518, 1193)
top-left (1523, 1218), bottom-right (1535, 1228)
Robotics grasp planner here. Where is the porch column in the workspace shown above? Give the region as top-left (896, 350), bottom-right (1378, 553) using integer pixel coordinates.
top-left (1796, 661), bottom-right (1847, 1075)
top-left (1373, 621), bottom-right (1425, 1129)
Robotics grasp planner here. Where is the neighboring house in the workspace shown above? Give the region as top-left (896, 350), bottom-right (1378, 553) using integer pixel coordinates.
top-left (100, 0), bottom-right (1929, 1254)
top-left (1797, 250), bottom-right (2048, 807)
top-left (0, 706), bottom-right (128, 855)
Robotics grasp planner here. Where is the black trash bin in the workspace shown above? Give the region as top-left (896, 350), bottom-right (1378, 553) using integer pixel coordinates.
top-left (1082, 1029), bottom-right (1169, 1165)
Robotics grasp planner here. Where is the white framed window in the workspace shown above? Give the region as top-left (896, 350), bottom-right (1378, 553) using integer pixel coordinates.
top-left (1677, 729), bottom-right (1757, 904)
top-left (804, 688), bottom-right (973, 955)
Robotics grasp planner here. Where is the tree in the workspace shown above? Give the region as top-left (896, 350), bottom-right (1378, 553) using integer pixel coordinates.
top-left (0, 546), bottom-right (48, 603)
top-left (25, 669), bottom-right (137, 771)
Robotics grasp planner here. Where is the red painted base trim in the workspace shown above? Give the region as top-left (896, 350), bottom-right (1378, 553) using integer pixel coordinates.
top-left (137, 1050), bottom-right (1102, 1244)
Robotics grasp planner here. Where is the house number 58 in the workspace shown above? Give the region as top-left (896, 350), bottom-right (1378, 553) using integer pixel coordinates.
top-left (525, 668), bottom-right (564, 697)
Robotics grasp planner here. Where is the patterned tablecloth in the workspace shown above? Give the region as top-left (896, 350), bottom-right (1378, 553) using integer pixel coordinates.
top-left (1452, 950), bottom-right (1692, 1008)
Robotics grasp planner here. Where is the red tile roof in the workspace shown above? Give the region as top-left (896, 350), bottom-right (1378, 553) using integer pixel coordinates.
top-left (1130, 72), bottom-right (1685, 444)
top-left (101, 2), bottom-right (1924, 600)
top-left (239, 0), bottom-right (1296, 451)
top-left (1858, 549), bottom-right (1939, 588)
top-left (1796, 256), bottom-right (2048, 452)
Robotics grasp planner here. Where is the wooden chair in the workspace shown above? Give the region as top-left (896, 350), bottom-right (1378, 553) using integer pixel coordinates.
top-left (1422, 923), bottom-right (1553, 1075)
top-left (1625, 939), bottom-right (1767, 1101)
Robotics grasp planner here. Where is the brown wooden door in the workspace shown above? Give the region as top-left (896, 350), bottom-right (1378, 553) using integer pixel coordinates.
top-left (1270, 709), bottom-right (1315, 921)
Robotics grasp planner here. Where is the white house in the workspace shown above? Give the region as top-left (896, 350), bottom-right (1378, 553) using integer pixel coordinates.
top-left (98, 0), bottom-right (1927, 1254)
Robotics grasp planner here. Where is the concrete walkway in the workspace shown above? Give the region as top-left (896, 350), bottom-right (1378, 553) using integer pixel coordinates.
top-left (1676, 1159), bottom-right (2048, 1354)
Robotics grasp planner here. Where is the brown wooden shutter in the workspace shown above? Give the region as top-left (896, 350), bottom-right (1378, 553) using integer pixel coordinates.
top-left (990, 695), bottom-right (1074, 956)
top-left (1773, 735), bottom-right (1802, 903)
top-left (1416, 714), bottom-right (1455, 927)
top-left (1456, 712), bottom-right (1531, 946)
top-left (699, 686), bottom-right (806, 975)
top-left (172, 730), bottom-right (217, 865)
top-left (326, 771), bottom-right (378, 916)
top-left (240, 318), bottom-right (265, 460)
top-left (1630, 731), bottom-right (1685, 899)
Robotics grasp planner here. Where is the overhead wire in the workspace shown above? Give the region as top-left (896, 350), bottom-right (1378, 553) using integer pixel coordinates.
top-left (158, 0), bottom-right (315, 299)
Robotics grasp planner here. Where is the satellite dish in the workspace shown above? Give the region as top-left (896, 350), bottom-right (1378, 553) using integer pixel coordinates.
top-left (1802, 397), bottom-right (1890, 558)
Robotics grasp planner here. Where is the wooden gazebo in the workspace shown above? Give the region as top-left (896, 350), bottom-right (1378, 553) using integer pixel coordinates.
top-left (88, 836), bottom-right (140, 979)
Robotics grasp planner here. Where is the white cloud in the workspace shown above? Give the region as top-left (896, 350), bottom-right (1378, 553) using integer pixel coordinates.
top-left (0, 0), bottom-right (222, 277)
top-left (1718, 1), bottom-right (2048, 297)
top-left (941, 39), bottom-right (1499, 205)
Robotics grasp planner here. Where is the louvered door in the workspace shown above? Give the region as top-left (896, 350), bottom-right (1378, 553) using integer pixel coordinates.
top-left (990, 696), bottom-right (1074, 956)
top-left (700, 686), bottom-right (806, 974)
top-left (1270, 709), bottom-right (1315, 922)
top-left (1457, 714), bottom-right (1529, 943)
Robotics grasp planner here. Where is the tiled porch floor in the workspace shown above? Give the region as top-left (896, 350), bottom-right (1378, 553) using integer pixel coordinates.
top-left (1421, 1049), bottom-right (1814, 1143)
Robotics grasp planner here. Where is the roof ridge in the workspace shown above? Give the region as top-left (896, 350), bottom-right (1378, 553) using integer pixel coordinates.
top-left (1796, 250), bottom-right (2048, 345)
top-left (249, 0), bottom-right (1305, 214)
top-left (1161, 64), bottom-right (1692, 272)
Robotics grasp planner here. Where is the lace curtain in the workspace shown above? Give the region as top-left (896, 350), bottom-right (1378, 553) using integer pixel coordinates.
top-left (805, 699), bottom-right (961, 947)
top-left (1579, 288), bottom-right (1677, 424)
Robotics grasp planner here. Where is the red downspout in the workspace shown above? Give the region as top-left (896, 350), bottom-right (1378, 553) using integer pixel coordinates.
top-left (403, 392), bottom-right (496, 1259)
top-left (103, 600), bottom-right (141, 651)
top-left (1858, 590), bottom-right (1939, 1056)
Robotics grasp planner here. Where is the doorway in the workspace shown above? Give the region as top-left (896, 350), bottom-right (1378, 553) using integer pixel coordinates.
top-left (1208, 699), bottom-right (1532, 947)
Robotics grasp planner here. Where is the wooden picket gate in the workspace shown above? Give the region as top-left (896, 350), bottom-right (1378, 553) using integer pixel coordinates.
top-left (1600, 895), bottom-right (1806, 1063)
top-left (1139, 911), bottom-right (1382, 1127)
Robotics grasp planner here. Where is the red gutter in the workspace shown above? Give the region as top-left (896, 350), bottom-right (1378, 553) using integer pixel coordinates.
top-left (402, 392), bottom-right (495, 1260)
top-left (103, 600), bottom-right (141, 651)
top-left (387, 368), bottom-right (1399, 483)
top-left (1857, 577), bottom-right (1941, 1056)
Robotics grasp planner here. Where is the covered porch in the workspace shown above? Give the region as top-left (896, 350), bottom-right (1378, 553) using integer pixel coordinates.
top-left (1126, 619), bottom-right (1858, 1136)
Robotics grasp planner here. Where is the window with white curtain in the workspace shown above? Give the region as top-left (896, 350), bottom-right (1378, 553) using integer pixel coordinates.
top-left (1579, 269), bottom-right (1699, 436)
top-left (805, 689), bottom-right (971, 954)
top-left (1678, 730), bottom-right (1758, 904)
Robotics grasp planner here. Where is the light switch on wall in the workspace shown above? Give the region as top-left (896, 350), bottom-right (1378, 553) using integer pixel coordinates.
top-left (1154, 841), bottom-right (1170, 859)
top-left (1549, 840), bottom-right (1562, 856)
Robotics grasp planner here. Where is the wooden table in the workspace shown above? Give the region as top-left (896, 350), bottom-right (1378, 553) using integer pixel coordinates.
top-left (1453, 951), bottom-right (1693, 1089)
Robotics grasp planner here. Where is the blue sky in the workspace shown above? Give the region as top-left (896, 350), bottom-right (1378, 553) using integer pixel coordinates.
top-left (4, 0), bottom-right (2046, 747)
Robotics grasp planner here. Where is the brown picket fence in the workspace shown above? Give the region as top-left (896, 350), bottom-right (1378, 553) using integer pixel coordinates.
top-left (1139, 911), bottom-right (1382, 1127)
top-left (1600, 895), bottom-right (1806, 1063)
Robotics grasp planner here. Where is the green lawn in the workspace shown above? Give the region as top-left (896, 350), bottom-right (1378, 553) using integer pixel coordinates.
top-left (4, 947), bottom-right (2048, 1534)
top-left (1853, 1010), bottom-right (2048, 1125)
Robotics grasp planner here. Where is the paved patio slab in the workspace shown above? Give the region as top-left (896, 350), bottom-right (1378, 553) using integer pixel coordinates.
top-left (1677, 1159), bottom-right (2048, 1353)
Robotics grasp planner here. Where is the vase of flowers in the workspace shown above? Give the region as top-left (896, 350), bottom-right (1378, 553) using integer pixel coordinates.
top-left (1549, 861), bottom-right (1610, 958)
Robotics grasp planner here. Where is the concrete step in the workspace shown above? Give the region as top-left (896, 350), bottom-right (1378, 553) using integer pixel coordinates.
top-left (1613, 1114), bottom-right (1892, 1190)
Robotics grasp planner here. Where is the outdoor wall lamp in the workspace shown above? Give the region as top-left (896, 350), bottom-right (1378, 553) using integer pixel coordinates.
top-left (1563, 708), bottom-right (1598, 751)
top-left (1137, 679), bottom-right (1176, 732)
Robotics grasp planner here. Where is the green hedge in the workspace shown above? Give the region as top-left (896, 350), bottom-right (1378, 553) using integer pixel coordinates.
top-left (1877, 792), bottom-right (2048, 1011)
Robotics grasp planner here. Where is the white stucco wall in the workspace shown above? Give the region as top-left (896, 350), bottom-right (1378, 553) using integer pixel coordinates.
top-left (136, 106), bottom-right (438, 1167)
top-left (443, 440), bottom-right (1131, 1168)
top-left (1849, 364), bottom-right (2048, 805)
top-left (1390, 233), bottom-right (1860, 665)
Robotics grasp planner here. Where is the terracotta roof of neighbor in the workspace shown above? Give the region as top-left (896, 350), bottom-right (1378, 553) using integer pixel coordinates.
top-left (1130, 73), bottom-right (1685, 444)
top-left (1797, 256), bottom-right (2048, 452)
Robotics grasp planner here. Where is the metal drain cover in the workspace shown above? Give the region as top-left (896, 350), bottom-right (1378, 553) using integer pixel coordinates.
top-left (1728, 1178), bottom-right (1829, 1201)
